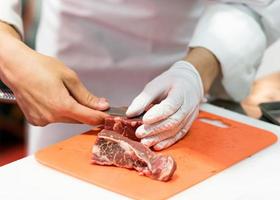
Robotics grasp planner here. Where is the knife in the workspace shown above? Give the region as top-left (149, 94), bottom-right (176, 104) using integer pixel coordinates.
top-left (0, 87), bottom-right (16, 103)
top-left (105, 106), bottom-right (144, 119)
top-left (0, 86), bottom-right (143, 119)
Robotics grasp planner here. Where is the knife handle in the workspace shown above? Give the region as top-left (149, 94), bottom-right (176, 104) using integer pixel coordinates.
top-left (0, 87), bottom-right (16, 103)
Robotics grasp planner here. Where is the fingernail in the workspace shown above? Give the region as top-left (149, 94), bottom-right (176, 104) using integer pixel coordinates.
top-left (97, 98), bottom-right (109, 109)
top-left (102, 98), bottom-right (109, 102)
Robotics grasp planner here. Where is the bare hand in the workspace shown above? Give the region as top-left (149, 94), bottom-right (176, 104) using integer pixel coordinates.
top-left (242, 72), bottom-right (280, 118)
top-left (0, 41), bottom-right (109, 126)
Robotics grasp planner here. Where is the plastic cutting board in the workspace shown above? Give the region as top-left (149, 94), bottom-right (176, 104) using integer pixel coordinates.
top-left (35, 111), bottom-right (277, 200)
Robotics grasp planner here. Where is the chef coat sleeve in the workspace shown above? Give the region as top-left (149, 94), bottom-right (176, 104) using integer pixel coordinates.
top-left (188, 2), bottom-right (270, 101)
top-left (249, 0), bottom-right (280, 45)
top-left (0, 0), bottom-right (23, 38)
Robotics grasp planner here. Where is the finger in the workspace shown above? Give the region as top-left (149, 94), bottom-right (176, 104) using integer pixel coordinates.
top-left (142, 86), bottom-right (184, 124)
top-left (140, 113), bottom-right (189, 147)
top-left (136, 90), bottom-right (191, 138)
top-left (53, 117), bottom-right (82, 124)
top-left (63, 71), bottom-right (109, 111)
top-left (65, 98), bottom-right (109, 125)
top-left (126, 84), bottom-right (165, 118)
top-left (136, 101), bottom-right (192, 138)
top-left (140, 104), bottom-right (197, 146)
top-left (153, 107), bottom-right (199, 151)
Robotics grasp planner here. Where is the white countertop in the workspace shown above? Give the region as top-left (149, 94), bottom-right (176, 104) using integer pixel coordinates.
top-left (1, 104), bottom-right (280, 200)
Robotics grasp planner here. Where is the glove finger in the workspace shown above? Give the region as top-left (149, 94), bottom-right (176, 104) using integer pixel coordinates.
top-left (126, 83), bottom-right (166, 118)
top-left (153, 107), bottom-right (199, 151)
top-left (136, 92), bottom-right (192, 138)
top-left (142, 85), bottom-right (184, 124)
top-left (136, 102), bottom-right (192, 138)
top-left (140, 113), bottom-right (189, 147)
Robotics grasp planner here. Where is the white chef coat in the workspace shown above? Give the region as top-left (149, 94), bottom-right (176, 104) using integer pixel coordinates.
top-left (1, 0), bottom-right (280, 154)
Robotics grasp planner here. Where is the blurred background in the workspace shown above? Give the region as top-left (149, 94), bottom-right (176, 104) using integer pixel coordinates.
top-left (0, 0), bottom-right (41, 166)
top-left (0, 0), bottom-right (280, 166)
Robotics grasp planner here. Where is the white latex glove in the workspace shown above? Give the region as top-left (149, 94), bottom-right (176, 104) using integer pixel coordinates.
top-left (126, 61), bottom-right (204, 150)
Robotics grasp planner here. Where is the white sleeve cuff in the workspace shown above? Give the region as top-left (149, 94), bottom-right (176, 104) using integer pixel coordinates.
top-left (189, 3), bottom-right (266, 101)
top-left (0, 0), bottom-right (23, 38)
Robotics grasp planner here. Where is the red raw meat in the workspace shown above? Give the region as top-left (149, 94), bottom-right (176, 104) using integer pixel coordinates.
top-left (92, 129), bottom-right (177, 182)
top-left (104, 115), bottom-right (142, 141)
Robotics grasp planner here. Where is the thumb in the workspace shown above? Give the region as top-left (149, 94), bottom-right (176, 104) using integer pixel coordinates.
top-left (126, 83), bottom-right (164, 117)
top-left (63, 71), bottom-right (109, 110)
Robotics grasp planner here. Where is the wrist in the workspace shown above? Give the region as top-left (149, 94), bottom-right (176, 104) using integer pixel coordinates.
top-left (185, 47), bottom-right (220, 94)
top-left (0, 30), bottom-right (33, 71)
top-left (0, 22), bottom-right (21, 40)
top-left (0, 30), bottom-right (36, 89)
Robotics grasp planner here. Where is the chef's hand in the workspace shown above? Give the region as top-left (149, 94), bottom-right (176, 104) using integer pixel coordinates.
top-left (0, 23), bottom-right (109, 126)
top-left (127, 61), bottom-right (203, 150)
top-left (242, 72), bottom-right (280, 118)
top-left (127, 48), bottom-right (220, 150)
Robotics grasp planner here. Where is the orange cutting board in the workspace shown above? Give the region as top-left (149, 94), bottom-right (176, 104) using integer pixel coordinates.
top-left (35, 112), bottom-right (277, 200)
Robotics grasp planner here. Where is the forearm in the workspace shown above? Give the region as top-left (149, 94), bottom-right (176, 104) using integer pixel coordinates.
top-left (0, 22), bottom-right (35, 88)
top-left (0, 21), bottom-right (25, 68)
top-left (0, 21), bottom-right (21, 40)
top-left (187, 3), bottom-right (267, 101)
top-left (184, 47), bottom-right (220, 94)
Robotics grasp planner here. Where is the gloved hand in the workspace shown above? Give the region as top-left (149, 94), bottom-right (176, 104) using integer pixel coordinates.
top-left (126, 61), bottom-right (204, 150)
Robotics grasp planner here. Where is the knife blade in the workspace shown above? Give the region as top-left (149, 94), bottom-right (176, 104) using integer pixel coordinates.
top-left (105, 106), bottom-right (127, 116)
top-left (105, 106), bottom-right (144, 119)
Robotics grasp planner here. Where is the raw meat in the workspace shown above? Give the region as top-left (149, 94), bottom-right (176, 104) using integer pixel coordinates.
top-left (92, 129), bottom-right (177, 182)
top-left (104, 115), bottom-right (142, 141)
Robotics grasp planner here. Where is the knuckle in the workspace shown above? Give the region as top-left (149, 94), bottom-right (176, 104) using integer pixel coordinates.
top-left (65, 70), bottom-right (79, 83)
top-left (26, 117), bottom-right (35, 126)
top-left (67, 69), bottom-right (77, 77)
top-left (44, 113), bottom-right (55, 124)
top-left (28, 117), bottom-right (48, 127)
top-left (38, 116), bottom-right (49, 126)
top-left (25, 114), bottom-right (36, 125)
top-left (86, 93), bottom-right (96, 104)
top-left (26, 112), bottom-right (50, 127)
top-left (34, 116), bottom-right (48, 126)
top-left (38, 121), bottom-right (48, 127)
top-left (89, 115), bottom-right (104, 125)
